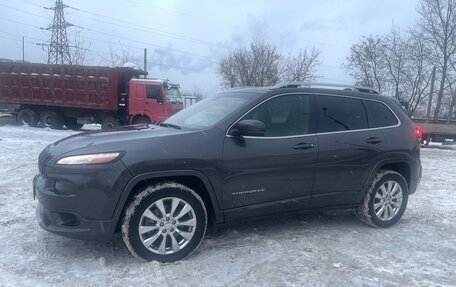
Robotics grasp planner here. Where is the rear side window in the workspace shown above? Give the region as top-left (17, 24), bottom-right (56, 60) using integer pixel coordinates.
top-left (364, 100), bottom-right (399, 128)
top-left (316, 95), bottom-right (368, 132)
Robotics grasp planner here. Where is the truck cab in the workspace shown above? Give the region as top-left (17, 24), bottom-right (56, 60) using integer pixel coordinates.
top-left (128, 79), bottom-right (183, 124)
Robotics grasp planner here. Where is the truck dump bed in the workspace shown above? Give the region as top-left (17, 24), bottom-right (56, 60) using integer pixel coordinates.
top-left (0, 62), bottom-right (146, 111)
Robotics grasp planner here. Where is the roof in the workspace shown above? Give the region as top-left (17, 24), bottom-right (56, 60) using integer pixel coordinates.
top-left (271, 82), bottom-right (379, 94)
top-left (222, 82), bottom-right (382, 98)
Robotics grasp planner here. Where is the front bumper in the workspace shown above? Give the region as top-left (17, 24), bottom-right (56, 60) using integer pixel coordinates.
top-left (36, 202), bottom-right (116, 242)
top-left (33, 158), bottom-right (131, 241)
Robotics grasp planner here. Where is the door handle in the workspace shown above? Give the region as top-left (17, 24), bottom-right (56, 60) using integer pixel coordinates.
top-left (293, 143), bottom-right (315, 150)
top-left (145, 101), bottom-right (149, 104)
top-left (365, 137), bottom-right (383, 144)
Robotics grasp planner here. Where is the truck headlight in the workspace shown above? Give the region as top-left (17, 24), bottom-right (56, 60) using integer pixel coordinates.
top-left (56, 153), bottom-right (120, 165)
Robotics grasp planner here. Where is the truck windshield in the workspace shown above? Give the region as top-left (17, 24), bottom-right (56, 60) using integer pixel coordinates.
top-left (162, 94), bottom-right (250, 130)
top-left (166, 88), bottom-right (182, 103)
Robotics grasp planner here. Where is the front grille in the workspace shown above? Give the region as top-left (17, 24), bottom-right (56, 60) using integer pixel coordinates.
top-left (38, 146), bottom-right (52, 175)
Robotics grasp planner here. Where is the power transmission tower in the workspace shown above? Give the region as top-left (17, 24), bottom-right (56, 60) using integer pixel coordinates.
top-left (44, 0), bottom-right (73, 64)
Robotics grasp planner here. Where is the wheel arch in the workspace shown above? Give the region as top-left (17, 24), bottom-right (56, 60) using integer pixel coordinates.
top-left (359, 160), bottom-right (412, 201)
top-left (113, 170), bottom-right (223, 231)
top-left (131, 114), bottom-right (151, 124)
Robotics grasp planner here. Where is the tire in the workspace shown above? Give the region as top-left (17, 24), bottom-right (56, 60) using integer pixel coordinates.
top-left (122, 182), bottom-right (207, 263)
top-left (64, 117), bottom-right (84, 130)
top-left (18, 109), bottom-right (38, 127)
top-left (358, 170), bottom-right (408, 228)
top-left (40, 110), bottom-right (64, 129)
top-left (101, 116), bottom-right (120, 130)
top-left (132, 115), bottom-right (151, 125)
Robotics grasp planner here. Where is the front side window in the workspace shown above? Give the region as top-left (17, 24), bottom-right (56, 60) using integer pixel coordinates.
top-left (241, 95), bottom-right (312, 137)
top-left (317, 95), bottom-right (368, 133)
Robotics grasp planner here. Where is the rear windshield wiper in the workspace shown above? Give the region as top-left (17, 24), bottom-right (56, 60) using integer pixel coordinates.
top-left (159, 122), bottom-right (182, 130)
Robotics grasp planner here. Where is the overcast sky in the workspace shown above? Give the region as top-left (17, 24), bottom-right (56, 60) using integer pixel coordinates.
top-left (0, 0), bottom-right (419, 95)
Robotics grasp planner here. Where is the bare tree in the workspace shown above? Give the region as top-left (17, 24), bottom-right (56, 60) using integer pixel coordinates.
top-left (345, 29), bottom-right (434, 116)
top-left (402, 29), bottom-right (433, 116)
top-left (282, 48), bottom-right (321, 82)
top-left (345, 35), bottom-right (387, 93)
top-left (417, 0), bottom-right (456, 120)
top-left (217, 40), bottom-right (282, 88)
top-left (383, 25), bottom-right (407, 100)
top-left (105, 42), bottom-right (137, 67)
top-left (70, 27), bottom-right (91, 65)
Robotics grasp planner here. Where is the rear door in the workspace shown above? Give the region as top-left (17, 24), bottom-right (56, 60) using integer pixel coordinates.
top-left (222, 94), bottom-right (318, 221)
top-left (312, 94), bottom-right (387, 208)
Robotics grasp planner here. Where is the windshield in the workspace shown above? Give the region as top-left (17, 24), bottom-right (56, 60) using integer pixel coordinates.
top-left (166, 88), bottom-right (182, 103)
top-left (163, 94), bottom-right (251, 130)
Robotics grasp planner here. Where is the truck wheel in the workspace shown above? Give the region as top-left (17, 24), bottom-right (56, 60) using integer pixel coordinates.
top-left (40, 110), bottom-right (64, 129)
top-left (64, 118), bottom-right (84, 130)
top-left (357, 170), bottom-right (408, 228)
top-left (18, 109), bottom-right (38, 127)
top-left (122, 182), bottom-right (207, 263)
top-left (102, 116), bottom-right (120, 130)
top-left (132, 116), bottom-right (151, 125)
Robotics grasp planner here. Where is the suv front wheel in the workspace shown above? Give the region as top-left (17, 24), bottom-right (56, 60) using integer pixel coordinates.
top-left (358, 170), bottom-right (408, 228)
top-left (122, 182), bottom-right (207, 262)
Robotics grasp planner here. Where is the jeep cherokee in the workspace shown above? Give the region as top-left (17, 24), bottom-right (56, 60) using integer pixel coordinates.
top-left (34, 83), bottom-right (422, 262)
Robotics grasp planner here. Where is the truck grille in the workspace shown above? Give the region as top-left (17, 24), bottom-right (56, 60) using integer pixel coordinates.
top-left (38, 146), bottom-right (52, 175)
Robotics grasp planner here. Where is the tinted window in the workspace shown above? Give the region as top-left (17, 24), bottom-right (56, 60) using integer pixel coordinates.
top-left (146, 85), bottom-right (162, 100)
top-left (365, 100), bottom-right (398, 128)
top-left (317, 95), bottom-right (367, 132)
top-left (242, 95), bottom-right (312, 137)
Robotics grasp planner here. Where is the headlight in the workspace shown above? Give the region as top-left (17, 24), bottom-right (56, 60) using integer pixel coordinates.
top-left (56, 152), bottom-right (120, 165)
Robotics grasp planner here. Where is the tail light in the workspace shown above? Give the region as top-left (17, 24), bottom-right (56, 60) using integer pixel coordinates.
top-left (416, 127), bottom-right (423, 141)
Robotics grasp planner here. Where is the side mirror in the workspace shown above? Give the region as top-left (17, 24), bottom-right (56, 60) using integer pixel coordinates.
top-left (229, 120), bottom-right (265, 137)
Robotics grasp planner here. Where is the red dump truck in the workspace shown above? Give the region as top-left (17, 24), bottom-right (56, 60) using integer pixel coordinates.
top-left (0, 62), bottom-right (183, 129)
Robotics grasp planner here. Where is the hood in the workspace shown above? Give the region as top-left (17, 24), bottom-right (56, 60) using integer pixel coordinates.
top-left (49, 125), bottom-right (185, 156)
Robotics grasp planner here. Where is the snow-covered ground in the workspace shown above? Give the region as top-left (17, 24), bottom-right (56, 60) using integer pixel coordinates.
top-left (0, 125), bottom-right (455, 287)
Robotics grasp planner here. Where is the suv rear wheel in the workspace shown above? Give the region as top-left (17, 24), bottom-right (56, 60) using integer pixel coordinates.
top-left (358, 170), bottom-right (408, 228)
top-left (122, 182), bottom-right (207, 262)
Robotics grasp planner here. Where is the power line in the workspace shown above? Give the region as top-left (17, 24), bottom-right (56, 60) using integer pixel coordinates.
top-left (9, 0), bottom-right (352, 56)
top-left (127, 0), bottom-right (238, 28)
top-left (0, 3), bottom-right (48, 19)
top-left (16, 0), bottom-right (232, 50)
top-left (1, 2), bottom-right (222, 61)
top-left (0, 29), bottom-right (216, 72)
top-left (0, 34), bottom-right (23, 42)
top-left (0, 16), bottom-right (217, 64)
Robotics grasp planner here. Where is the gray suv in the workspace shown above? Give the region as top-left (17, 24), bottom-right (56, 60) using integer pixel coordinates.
top-left (34, 83), bottom-right (422, 262)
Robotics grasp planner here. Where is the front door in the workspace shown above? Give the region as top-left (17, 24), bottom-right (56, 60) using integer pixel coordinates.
top-left (222, 94), bottom-right (318, 221)
top-left (144, 84), bottom-right (167, 122)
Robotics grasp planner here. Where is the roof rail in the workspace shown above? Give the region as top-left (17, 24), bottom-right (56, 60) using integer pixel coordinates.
top-left (270, 82), bottom-right (379, 94)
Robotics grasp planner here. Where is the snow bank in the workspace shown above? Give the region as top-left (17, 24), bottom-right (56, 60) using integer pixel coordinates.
top-left (0, 126), bottom-right (455, 286)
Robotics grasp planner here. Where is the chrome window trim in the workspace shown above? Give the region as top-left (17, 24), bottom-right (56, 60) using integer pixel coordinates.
top-left (225, 92), bottom-right (402, 139)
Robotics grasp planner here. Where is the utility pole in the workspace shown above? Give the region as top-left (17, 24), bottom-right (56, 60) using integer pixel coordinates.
top-left (22, 37), bottom-right (25, 62)
top-left (42, 0), bottom-right (73, 65)
top-left (144, 48), bottom-right (148, 75)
